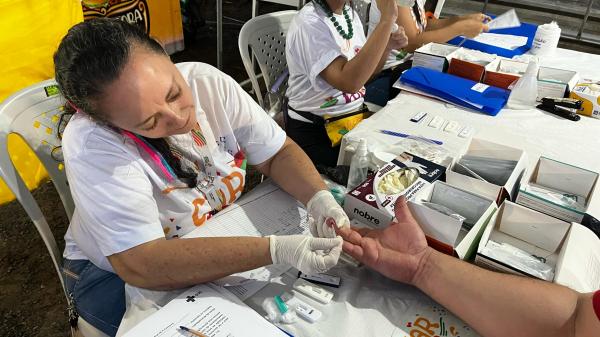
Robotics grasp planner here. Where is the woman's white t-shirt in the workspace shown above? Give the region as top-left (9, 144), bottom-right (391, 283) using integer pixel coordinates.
top-left (62, 62), bottom-right (287, 272)
top-left (367, 0), bottom-right (424, 70)
top-left (286, 2), bottom-right (367, 120)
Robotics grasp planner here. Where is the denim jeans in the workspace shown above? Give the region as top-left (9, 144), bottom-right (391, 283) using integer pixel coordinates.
top-left (63, 259), bottom-right (126, 337)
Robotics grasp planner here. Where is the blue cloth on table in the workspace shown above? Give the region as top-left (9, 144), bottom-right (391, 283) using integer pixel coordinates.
top-left (399, 67), bottom-right (510, 116)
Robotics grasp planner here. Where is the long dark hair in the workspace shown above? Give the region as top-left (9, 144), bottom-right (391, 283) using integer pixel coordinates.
top-left (54, 18), bottom-right (197, 187)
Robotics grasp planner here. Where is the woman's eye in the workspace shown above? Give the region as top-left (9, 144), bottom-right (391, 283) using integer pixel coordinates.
top-left (167, 90), bottom-right (181, 103)
top-left (143, 118), bottom-right (158, 131)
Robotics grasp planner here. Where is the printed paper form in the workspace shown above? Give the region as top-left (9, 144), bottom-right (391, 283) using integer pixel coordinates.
top-left (123, 283), bottom-right (287, 337)
top-left (473, 33), bottom-right (528, 50)
top-left (185, 181), bottom-right (310, 299)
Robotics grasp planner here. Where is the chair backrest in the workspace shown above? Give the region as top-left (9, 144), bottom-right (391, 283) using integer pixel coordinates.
top-left (238, 10), bottom-right (297, 114)
top-left (0, 79), bottom-right (74, 298)
top-left (353, 0), bottom-right (371, 35)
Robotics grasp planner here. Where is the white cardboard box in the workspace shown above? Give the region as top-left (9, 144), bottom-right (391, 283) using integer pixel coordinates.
top-left (408, 181), bottom-right (497, 260)
top-left (446, 138), bottom-right (528, 204)
top-left (344, 152), bottom-right (446, 228)
top-left (516, 156), bottom-right (598, 223)
top-left (476, 201), bottom-right (600, 293)
top-left (483, 59), bottom-right (579, 100)
top-left (412, 43), bottom-right (459, 72)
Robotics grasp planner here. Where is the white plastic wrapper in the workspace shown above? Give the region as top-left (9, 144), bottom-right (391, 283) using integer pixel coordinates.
top-left (488, 9), bottom-right (521, 30)
top-left (481, 240), bottom-right (555, 281)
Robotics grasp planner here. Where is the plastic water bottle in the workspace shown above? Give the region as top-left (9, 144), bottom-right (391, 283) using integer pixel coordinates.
top-left (507, 60), bottom-right (539, 110)
top-left (347, 139), bottom-right (369, 191)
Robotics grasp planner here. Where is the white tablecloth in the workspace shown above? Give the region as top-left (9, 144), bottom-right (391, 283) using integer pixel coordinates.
top-left (340, 48), bottom-right (600, 218)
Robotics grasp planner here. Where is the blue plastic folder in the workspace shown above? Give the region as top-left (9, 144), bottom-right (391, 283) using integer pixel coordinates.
top-left (448, 22), bottom-right (538, 58)
top-left (400, 67), bottom-right (510, 116)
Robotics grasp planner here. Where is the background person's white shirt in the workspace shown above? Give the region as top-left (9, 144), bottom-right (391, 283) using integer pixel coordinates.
top-left (286, 2), bottom-right (367, 120)
top-left (62, 63), bottom-right (287, 272)
top-left (367, 0), bottom-right (415, 70)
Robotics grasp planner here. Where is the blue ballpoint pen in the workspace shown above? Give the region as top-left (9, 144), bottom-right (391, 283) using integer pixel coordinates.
top-left (379, 129), bottom-right (444, 145)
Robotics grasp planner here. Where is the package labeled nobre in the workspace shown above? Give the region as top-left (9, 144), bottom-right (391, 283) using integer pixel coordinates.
top-left (516, 157), bottom-right (598, 223)
top-left (408, 182), bottom-right (497, 260)
top-left (476, 201), bottom-right (600, 293)
top-left (570, 82), bottom-right (600, 119)
top-left (446, 138), bottom-right (528, 204)
top-left (412, 43), bottom-right (459, 72)
top-left (344, 153), bottom-right (446, 228)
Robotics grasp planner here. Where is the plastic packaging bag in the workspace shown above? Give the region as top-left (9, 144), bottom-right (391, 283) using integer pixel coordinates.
top-left (487, 9), bottom-right (521, 30)
top-left (481, 240), bottom-right (555, 281)
top-left (507, 60), bottom-right (539, 110)
top-left (455, 156), bottom-right (518, 185)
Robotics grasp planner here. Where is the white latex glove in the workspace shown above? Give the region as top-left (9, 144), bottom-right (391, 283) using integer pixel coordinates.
top-left (307, 190), bottom-right (350, 238)
top-left (269, 235), bottom-right (343, 274)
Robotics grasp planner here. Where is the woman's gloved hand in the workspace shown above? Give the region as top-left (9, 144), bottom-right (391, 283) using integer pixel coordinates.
top-left (307, 190), bottom-right (350, 238)
top-left (269, 235), bottom-right (343, 274)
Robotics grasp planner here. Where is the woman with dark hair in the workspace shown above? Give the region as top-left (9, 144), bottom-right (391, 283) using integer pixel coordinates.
top-left (285, 0), bottom-right (408, 169)
top-left (55, 18), bottom-right (348, 336)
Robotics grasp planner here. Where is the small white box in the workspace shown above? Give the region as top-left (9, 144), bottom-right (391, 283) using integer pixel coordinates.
top-left (412, 43), bottom-right (459, 72)
top-left (408, 181), bottom-right (497, 260)
top-left (516, 157), bottom-right (598, 223)
top-left (537, 66), bottom-right (579, 101)
top-left (476, 201), bottom-right (600, 293)
top-left (446, 138), bottom-right (528, 204)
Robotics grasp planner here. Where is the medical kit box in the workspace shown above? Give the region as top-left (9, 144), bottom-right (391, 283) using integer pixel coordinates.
top-left (537, 67), bottom-right (579, 101)
top-left (570, 82), bottom-right (600, 119)
top-left (446, 138), bottom-right (528, 204)
top-left (516, 157), bottom-right (598, 223)
top-left (476, 201), bottom-right (600, 293)
top-left (408, 181), bottom-right (497, 260)
top-left (412, 43), bottom-right (459, 73)
top-left (484, 59), bottom-right (579, 100)
top-left (447, 48), bottom-right (497, 82)
top-left (344, 152), bottom-right (446, 228)
top-left (483, 59), bottom-right (524, 89)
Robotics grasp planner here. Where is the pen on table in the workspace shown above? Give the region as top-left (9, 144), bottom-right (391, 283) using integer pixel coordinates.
top-left (278, 326), bottom-right (295, 337)
top-left (179, 325), bottom-right (208, 337)
top-left (378, 129), bottom-right (444, 145)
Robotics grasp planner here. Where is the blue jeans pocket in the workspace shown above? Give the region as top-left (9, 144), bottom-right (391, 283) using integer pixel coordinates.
top-left (63, 259), bottom-right (126, 337)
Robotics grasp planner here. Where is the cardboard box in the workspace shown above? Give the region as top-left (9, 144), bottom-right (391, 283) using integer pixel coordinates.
top-left (484, 59), bottom-right (579, 100)
top-left (483, 59), bottom-right (525, 89)
top-left (408, 181), bottom-right (497, 260)
top-left (570, 82), bottom-right (600, 119)
top-left (476, 201), bottom-right (600, 293)
top-left (537, 67), bottom-right (579, 101)
top-left (516, 157), bottom-right (598, 223)
top-left (344, 152), bottom-right (446, 228)
top-left (446, 138), bottom-right (528, 204)
top-left (447, 48), bottom-right (497, 82)
top-left (412, 43), bottom-right (459, 73)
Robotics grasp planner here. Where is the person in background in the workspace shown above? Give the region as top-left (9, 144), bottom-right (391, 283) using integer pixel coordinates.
top-left (54, 19), bottom-right (348, 336)
top-left (337, 197), bottom-right (600, 337)
top-left (285, 0), bottom-right (408, 170)
top-left (369, 0), bottom-right (490, 54)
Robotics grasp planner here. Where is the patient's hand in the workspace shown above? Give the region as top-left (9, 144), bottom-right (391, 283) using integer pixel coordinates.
top-left (336, 196), bottom-right (430, 284)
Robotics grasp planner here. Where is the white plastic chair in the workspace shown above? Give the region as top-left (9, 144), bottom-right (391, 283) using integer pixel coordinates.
top-left (0, 80), bottom-right (108, 337)
top-left (239, 10), bottom-right (297, 118)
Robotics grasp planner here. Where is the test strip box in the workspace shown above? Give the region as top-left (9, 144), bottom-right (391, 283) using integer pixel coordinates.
top-left (476, 201), bottom-right (600, 293)
top-left (344, 152), bottom-right (446, 228)
top-left (516, 156), bottom-right (598, 223)
top-left (446, 138), bottom-right (528, 205)
top-left (408, 181), bottom-right (497, 260)
top-left (412, 43), bottom-right (459, 73)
